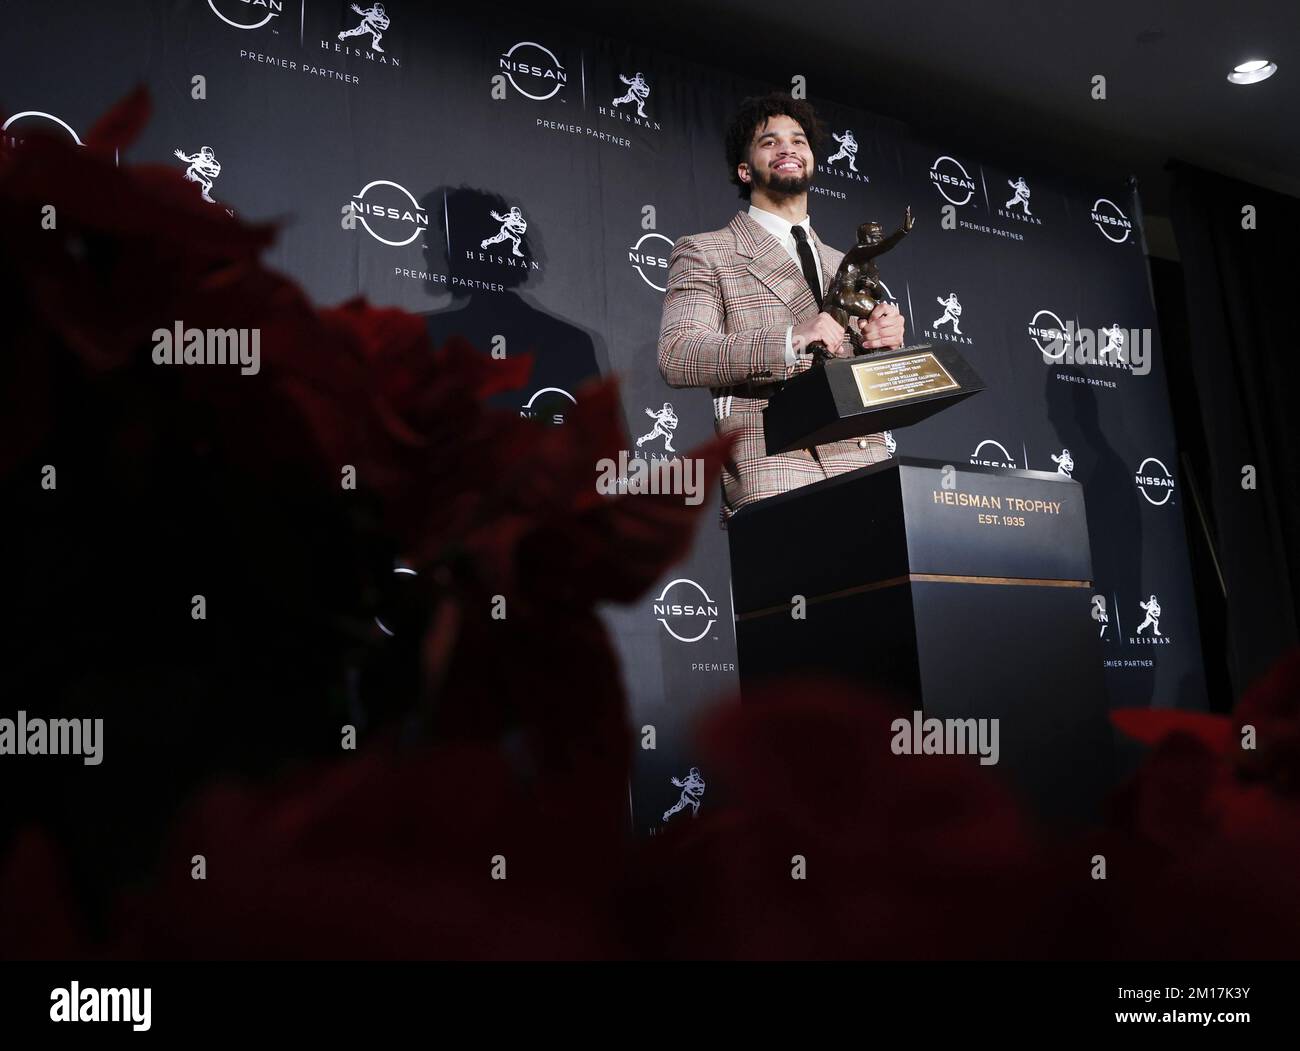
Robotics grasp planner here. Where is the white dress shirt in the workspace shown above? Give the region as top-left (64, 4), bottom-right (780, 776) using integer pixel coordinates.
top-left (747, 203), bottom-right (823, 367)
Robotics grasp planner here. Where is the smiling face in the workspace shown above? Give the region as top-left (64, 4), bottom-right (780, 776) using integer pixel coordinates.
top-left (739, 114), bottom-right (814, 198)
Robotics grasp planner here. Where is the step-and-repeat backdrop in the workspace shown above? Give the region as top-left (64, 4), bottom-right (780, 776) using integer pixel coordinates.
top-left (2, 1), bottom-right (1207, 831)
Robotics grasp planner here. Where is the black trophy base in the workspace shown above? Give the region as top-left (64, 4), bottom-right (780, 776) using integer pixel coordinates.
top-left (764, 342), bottom-right (984, 454)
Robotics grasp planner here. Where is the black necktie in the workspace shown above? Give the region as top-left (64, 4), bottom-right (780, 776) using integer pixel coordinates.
top-left (790, 224), bottom-right (823, 310)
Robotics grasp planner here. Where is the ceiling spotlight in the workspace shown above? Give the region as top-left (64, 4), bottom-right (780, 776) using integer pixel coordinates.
top-left (1228, 59), bottom-right (1277, 84)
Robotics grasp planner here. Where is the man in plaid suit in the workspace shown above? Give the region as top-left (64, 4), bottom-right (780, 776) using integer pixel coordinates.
top-left (658, 93), bottom-right (906, 520)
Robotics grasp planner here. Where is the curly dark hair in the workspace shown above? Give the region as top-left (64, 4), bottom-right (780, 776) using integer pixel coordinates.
top-left (724, 92), bottom-right (826, 200)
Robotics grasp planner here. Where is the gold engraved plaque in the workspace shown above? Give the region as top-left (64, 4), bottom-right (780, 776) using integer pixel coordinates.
top-left (851, 351), bottom-right (959, 407)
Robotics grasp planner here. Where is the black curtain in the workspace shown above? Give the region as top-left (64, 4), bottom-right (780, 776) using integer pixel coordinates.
top-left (1149, 255), bottom-right (1233, 712)
top-left (1169, 161), bottom-right (1300, 697)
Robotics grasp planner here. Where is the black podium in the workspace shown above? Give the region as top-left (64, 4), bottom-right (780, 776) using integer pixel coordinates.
top-left (728, 457), bottom-right (1115, 822)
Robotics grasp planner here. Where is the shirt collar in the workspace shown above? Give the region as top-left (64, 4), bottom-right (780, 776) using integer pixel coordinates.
top-left (747, 203), bottom-right (813, 244)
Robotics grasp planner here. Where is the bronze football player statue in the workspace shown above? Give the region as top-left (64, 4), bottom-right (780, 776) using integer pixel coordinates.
top-left (819, 206), bottom-right (914, 356)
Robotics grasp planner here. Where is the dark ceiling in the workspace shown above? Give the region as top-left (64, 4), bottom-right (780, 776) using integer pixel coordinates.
top-left (546, 0), bottom-right (1298, 217)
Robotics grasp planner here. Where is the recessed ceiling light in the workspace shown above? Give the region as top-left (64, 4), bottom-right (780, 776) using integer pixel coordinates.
top-left (1228, 59), bottom-right (1277, 84)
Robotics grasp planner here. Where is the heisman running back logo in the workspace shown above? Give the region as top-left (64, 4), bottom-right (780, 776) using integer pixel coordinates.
top-left (598, 71), bottom-right (662, 130)
top-left (1099, 323), bottom-right (1128, 365)
top-left (923, 288), bottom-right (973, 345)
top-left (338, 3), bottom-right (389, 52)
top-left (1128, 592), bottom-right (1173, 645)
top-left (612, 72), bottom-right (650, 118)
top-left (1005, 177), bottom-right (1032, 215)
top-left (1051, 448), bottom-right (1074, 477)
top-left (636, 402), bottom-right (678, 452)
top-left (481, 206), bottom-right (528, 257)
top-left (819, 128), bottom-right (868, 183)
top-left (173, 146), bottom-right (222, 203)
top-left (828, 129), bottom-right (859, 171)
top-left (933, 292), bottom-right (963, 334)
top-left (997, 175), bottom-right (1044, 226)
top-left (1136, 594), bottom-right (1162, 637)
top-left (662, 767), bottom-right (705, 822)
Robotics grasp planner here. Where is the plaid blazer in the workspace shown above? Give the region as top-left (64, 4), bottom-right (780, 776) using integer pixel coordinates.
top-left (657, 209), bottom-right (892, 520)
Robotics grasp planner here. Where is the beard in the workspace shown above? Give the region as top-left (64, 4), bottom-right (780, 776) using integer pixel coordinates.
top-left (753, 162), bottom-right (812, 197)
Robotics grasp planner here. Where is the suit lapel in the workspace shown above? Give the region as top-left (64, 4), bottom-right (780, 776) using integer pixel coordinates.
top-left (811, 230), bottom-right (838, 297)
top-left (730, 211), bottom-right (820, 318)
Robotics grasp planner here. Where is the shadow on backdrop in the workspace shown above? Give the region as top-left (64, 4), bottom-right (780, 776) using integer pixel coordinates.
top-left (419, 186), bottom-right (603, 424)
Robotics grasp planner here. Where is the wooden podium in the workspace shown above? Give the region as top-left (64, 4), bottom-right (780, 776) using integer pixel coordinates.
top-left (727, 457), bottom-right (1115, 822)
